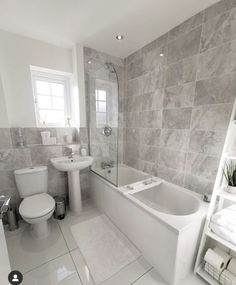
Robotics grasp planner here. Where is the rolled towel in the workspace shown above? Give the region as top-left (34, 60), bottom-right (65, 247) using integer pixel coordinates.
top-left (204, 262), bottom-right (222, 280)
top-left (214, 247), bottom-right (231, 268)
top-left (219, 269), bottom-right (236, 285)
top-left (228, 258), bottom-right (236, 276)
top-left (204, 248), bottom-right (225, 270)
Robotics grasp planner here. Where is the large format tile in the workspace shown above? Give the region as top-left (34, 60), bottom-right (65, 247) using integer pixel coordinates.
top-left (169, 12), bottom-right (203, 41)
top-left (195, 73), bottom-right (236, 105)
top-left (191, 104), bottom-right (232, 132)
top-left (23, 253), bottom-right (82, 285)
top-left (184, 173), bottom-right (214, 194)
top-left (197, 40), bottom-right (236, 80)
top-left (101, 256), bottom-right (152, 285)
top-left (0, 128), bottom-right (12, 148)
top-left (167, 27), bottom-right (201, 64)
top-left (203, 0), bottom-right (234, 22)
top-left (157, 165), bottom-right (185, 186)
top-left (158, 148), bottom-right (187, 171)
top-left (0, 148), bottom-right (32, 171)
top-left (30, 145), bottom-right (63, 166)
top-left (160, 129), bottom-right (190, 151)
top-left (132, 268), bottom-right (166, 285)
top-left (141, 90), bottom-right (164, 111)
top-left (164, 82), bottom-right (195, 109)
top-left (165, 56), bottom-right (197, 87)
top-left (201, 7), bottom-right (236, 52)
top-left (189, 130), bottom-right (225, 156)
top-left (162, 108), bottom-right (192, 129)
top-left (6, 220), bottom-right (68, 274)
top-left (186, 153), bottom-right (219, 181)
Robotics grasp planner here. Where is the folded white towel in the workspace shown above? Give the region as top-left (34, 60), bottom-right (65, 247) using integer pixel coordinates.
top-left (211, 206), bottom-right (236, 233)
top-left (219, 269), bottom-right (236, 285)
top-left (204, 248), bottom-right (225, 270)
top-left (210, 222), bottom-right (236, 245)
top-left (204, 262), bottom-right (222, 280)
top-left (228, 258), bottom-right (236, 276)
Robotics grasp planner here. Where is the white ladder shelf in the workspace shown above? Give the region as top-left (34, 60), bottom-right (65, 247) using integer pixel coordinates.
top-left (194, 99), bottom-right (236, 285)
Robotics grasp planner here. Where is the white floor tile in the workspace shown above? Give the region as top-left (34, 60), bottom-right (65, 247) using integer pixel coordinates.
top-left (6, 219), bottom-right (68, 274)
top-left (58, 201), bottom-right (100, 251)
top-left (132, 268), bottom-right (167, 285)
top-left (70, 247), bottom-right (95, 285)
top-left (101, 256), bottom-right (152, 285)
top-left (23, 253), bottom-right (82, 285)
top-left (132, 268), bottom-right (208, 285)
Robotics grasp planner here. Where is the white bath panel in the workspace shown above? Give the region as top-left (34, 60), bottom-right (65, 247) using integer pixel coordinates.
top-left (70, 214), bottom-right (141, 284)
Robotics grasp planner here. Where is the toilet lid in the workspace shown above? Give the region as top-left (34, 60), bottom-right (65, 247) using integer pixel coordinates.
top-left (19, 193), bottom-right (55, 219)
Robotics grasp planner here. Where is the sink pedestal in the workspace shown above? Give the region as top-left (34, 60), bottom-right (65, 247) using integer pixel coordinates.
top-left (68, 170), bottom-right (82, 214)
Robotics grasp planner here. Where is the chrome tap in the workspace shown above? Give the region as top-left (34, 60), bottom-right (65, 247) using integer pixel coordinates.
top-left (0, 195), bottom-right (10, 218)
top-left (101, 161), bottom-right (114, 169)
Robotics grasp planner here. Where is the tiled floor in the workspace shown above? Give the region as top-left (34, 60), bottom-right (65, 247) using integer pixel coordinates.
top-left (5, 201), bottom-right (207, 285)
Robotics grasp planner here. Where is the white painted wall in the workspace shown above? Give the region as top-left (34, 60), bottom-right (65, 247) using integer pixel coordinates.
top-left (0, 30), bottom-right (74, 127)
top-left (0, 75), bottom-right (9, 127)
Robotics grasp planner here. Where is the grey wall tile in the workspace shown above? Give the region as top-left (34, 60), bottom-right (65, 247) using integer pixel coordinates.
top-left (184, 173), bottom-right (214, 194)
top-left (197, 40), bottom-right (236, 80)
top-left (30, 145), bottom-right (63, 166)
top-left (191, 104), bottom-right (232, 132)
top-left (141, 89), bottom-right (164, 111)
top-left (165, 56), bottom-right (197, 87)
top-left (201, 8), bottom-right (236, 52)
top-left (189, 130), bottom-right (225, 156)
top-left (203, 0), bottom-right (232, 22)
top-left (162, 108), bottom-right (192, 129)
top-left (140, 128), bottom-right (161, 146)
top-left (186, 152), bottom-right (219, 180)
top-left (143, 68), bottom-right (165, 92)
top-left (164, 82), bottom-right (195, 108)
top-left (127, 77), bottom-right (143, 96)
top-left (167, 27), bottom-right (201, 64)
top-left (0, 129), bottom-right (12, 149)
top-left (159, 148), bottom-right (187, 171)
top-left (169, 12), bottom-right (203, 41)
top-left (160, 129), bottom-right (190, 151)
top-left (139, 145), bottom-right (159, 163)
top-left (0, 148), bottom-right (32, 171)
top-left (157, 165), bottom-right (185, 186)
top-left (140, 110), bottom-right (162, 128)
top-left (195, 73), bottom-right (236, 105)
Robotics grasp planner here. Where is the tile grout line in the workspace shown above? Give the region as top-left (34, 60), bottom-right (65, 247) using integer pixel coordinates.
top-left (130, 267), bottom-right (154, 285)
top-left (56, 219), bottom-right (86, 285)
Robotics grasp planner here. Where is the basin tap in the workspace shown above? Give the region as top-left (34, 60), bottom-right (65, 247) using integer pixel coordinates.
top-left (68, 152), bottom-right (74, 159)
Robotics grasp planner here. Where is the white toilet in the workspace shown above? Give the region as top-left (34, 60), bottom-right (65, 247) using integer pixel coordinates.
top-left (14, 166), bottom-right (55, 239)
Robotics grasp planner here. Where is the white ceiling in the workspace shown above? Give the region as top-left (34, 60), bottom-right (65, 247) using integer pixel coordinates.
top-left (0, 0), bottom-right (219, 58)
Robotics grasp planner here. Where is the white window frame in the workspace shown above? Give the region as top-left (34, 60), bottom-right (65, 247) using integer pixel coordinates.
top-left (30, 66), bottom-right (73, 127)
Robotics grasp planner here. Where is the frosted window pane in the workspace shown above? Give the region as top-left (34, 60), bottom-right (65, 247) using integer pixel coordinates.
top-left (37, 95), bottom-right (51, 109)
top-left (52, 97), bottom-right (64, 110)
top-left (39, 110), bottom-right (64, 124)
top-left (97, 90), bottom-right (106, 101)
top-left (36, 81), bottom-right (50, 95)
top-left (96, 113), bottom-right (106, 125)
top-left (98, 101), bottom-right (106, 112)
top-left (51, 83), bottom-right (64, 97)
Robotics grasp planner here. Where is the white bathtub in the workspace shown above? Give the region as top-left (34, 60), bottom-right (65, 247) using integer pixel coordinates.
top-left (93, 164), bottom-right (150, 186)
top-left (90, 165), bottom-right (207, 285)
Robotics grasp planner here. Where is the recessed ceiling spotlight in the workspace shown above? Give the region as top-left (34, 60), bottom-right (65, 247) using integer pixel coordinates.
top-left (87, 60), bottom-right (92, 64)
top-left (160, 53), bottom-right (164, 57)
top-left (116, 35), bottom-right (124, 41)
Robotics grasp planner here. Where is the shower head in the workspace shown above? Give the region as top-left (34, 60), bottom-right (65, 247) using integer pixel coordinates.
top-left (105, 62), bottom-right (116, 73)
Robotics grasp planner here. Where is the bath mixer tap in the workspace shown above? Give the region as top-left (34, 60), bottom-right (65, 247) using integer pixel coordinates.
top-left (101, 161), bottom-right (114, 169)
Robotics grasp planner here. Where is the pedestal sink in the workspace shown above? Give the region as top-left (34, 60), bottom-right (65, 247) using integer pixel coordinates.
top-left (51, 155), bottom-right (94, 214)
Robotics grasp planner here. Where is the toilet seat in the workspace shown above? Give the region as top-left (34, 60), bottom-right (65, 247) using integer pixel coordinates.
top-left (19, 193), bottom-right (55, 219)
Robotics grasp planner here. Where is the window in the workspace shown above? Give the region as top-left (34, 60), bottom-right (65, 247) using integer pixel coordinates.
top-left (96, 89), bottom-right (107, 125)
top-left (31, 67), bottom-right (72, 127)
